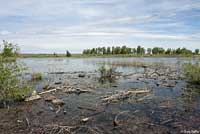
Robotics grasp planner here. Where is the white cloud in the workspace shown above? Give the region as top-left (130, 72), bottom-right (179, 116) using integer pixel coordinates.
top-left (0, 0), bottom-right (200, 53)
top-left (0, 30), bottom-right (11, 35)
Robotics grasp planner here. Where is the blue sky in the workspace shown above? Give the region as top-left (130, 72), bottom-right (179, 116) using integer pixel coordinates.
top-left (0, 0), bottom-right (200, 53)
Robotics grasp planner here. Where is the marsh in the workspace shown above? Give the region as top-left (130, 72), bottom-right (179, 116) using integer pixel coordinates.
top-left (0, 57), bottom-right (199, 134)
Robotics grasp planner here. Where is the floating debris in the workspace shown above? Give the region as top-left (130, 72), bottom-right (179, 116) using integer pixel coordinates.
top-left (102, 89), bottom-right (151, 103)
top-left (81, 117), bottom-right (90, 123)
top-left (52, 99), bottom-right (65, 106)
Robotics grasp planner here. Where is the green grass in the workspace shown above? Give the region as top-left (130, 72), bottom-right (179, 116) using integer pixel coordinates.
top-left (183, 62), bottom-right (200, 84)
top-left (99, 65), bottom-right (116, 78)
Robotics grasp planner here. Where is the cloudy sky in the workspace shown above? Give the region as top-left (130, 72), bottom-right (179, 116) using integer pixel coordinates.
top-left (0, 0), bottom-right (200, 53)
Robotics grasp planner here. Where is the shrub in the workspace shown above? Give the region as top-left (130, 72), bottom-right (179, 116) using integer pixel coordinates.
top-left (0, 41), bottom-right (31, 107)
top-left (183, 62), bottom-right (200, 84)
top-left (0, 57), bottom-right (31, 104)
top-left (1, 40), bottom-right (19, 58)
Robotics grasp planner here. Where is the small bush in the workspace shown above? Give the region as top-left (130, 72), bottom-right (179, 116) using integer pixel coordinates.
top-left (31, 73), bottom-right (42, 81)
top-left (183, 62), bottom-right (200, 84)
top-left (0, 57), bottom-right (31, 104)
top-left (0, 41), bottom-right (31, 107)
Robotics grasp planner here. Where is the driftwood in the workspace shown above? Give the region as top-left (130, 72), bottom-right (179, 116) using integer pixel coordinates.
top-left (39, 89), bottom-right (57, 95)
top-left (25, 95), bottom-right (41, 102)
top-left (38, 85), bottom-right (91, 96)
top-left (63, 87), bottom-right (90, 94)
top-left (102, 90), bottom-right (151, 103)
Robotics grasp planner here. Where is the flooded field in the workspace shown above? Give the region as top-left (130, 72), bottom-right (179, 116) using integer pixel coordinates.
top-left (0, 57), bottom-right (200, 134)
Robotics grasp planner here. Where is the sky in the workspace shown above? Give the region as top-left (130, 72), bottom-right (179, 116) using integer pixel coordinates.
top-left (0, 0), bottom-right (200, 53)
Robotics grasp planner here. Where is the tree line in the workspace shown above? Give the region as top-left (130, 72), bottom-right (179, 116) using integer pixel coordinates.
top-left (82, 46), bottom-right (200, 55)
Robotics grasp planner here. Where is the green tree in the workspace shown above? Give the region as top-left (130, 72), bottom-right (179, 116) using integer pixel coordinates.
top-left (165, 48), bottom-right (172, 55)
top-left (127, 48), bottom-right (132, 54)
top-left (180, 48), bottom-right (192, 55)
top-left (102, 47), bottom-right (106, 54)
top-left (53, 52), bottom-right (58, 57)
top-left (176, 48), bottom-right (181, 55)
top-left (137, 46), bottom-right (141, 55)
top-left (111, 46), bottom-right (115, 54)
top-left (107, 47), bottom-right (111, 54)
top-left (66, 50), bottom-right (71, 57)
top-left (121, 45), bottom-right (127, 54)
top-left (132, 48), bottom-right (137, 55)
top-left (140, 47), bottom-right (145, 55)
top-left (147, 48), bottom-right (152, 55)
top-left (152, 47), bottom-right (165, 55)
top-left (195, 49), bottom-right (199, 55)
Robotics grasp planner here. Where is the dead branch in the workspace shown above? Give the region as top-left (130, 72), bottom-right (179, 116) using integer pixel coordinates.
top-left (114, 111), bottom-right (129, 127)
top-left (39, 89), bottom-right (57, 95)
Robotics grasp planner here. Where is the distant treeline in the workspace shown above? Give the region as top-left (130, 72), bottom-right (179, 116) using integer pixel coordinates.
top-left (82, 46), bottom-right (200, 55)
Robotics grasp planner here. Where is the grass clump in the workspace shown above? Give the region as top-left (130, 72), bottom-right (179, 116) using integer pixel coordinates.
top-left (99, 65), bottom-right (116, 78)
top-left (183, 62), bottom-right (200, 84)
top-left (31, 73), bottom-right (43, 81)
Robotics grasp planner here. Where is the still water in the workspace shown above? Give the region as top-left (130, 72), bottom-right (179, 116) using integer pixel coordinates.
top-left (19, 57), bottom-right (197, 73)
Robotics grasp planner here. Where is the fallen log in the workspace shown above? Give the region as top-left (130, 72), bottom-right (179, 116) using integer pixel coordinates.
top-left (25, 95), bottom-right (41, 102)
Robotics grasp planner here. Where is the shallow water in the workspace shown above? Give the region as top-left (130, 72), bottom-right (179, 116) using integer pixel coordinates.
top-left (7, 57), bottom-right (199, 133)
top-left (19, 57), bottom-right (197, 73)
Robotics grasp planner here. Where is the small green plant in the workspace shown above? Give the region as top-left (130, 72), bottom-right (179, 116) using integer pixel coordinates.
top-left (99, 65), bottom-right (116, 78)
top-left (183, 62), bottom-right (200, 84)
top-left (31, 73), bottom-right (43, 81)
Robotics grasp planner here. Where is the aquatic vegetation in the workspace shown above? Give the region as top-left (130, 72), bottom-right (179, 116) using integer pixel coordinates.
top-left (31, 73), bottom-right (43, 81)
top-left (110, 61), bottom-right (150, 68)
top-left (99, 65), bottom-right (116, 78)
top-left (183, 62), bottom-right (200, 84)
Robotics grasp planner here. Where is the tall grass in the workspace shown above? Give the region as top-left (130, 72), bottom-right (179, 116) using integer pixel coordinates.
top-left (183, 62), bottom-right (200, 84)
top-left (31, 73), bottom-right (42, 81)
top-left (99, 65), bottom-right (116, 78)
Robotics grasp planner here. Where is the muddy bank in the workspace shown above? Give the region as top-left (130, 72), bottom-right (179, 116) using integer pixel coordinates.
top-left (0, 62), bottom-right (200, 134)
